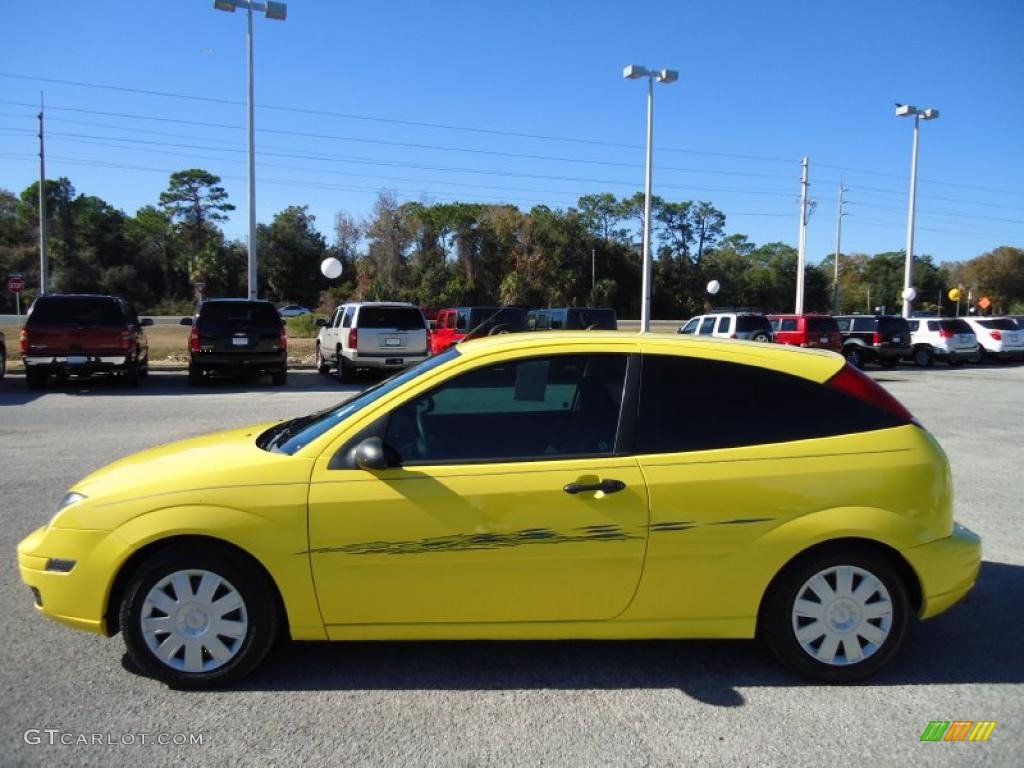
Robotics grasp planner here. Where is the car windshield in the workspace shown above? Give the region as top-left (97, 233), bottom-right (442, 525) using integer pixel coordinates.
top-left (359, 306), bottom-right (425, 330)
top-left (28, 297), bottom-right (122, 326)
top-left (258, 347), bottom-right (460, 455)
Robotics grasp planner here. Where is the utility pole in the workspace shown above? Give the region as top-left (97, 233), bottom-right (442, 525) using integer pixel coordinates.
top-left (591, 248), bottom-right (596, 294)
top-left (795, 156), bottom-right (809, 314)
top-left (833, 184), bottom-right (845, 315)
top-left (38, 92), bottom-right (49, 295)
top-left (246, 2), bottom-right (258, 300)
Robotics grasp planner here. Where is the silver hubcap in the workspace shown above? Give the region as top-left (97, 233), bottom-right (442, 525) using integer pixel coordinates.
top-left (140, 569), bottom-right (248, 674)
top-left (791, 565), bottom-right (893, 666)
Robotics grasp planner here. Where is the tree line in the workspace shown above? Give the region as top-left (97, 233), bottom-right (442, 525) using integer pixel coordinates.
top-left (1, 168), bottom-right (1021, 317)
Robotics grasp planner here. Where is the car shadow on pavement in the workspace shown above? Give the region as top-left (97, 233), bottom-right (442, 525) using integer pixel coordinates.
top-left (129, 560), bottom-right (1020, 704)
top-left (0, 370), bottom-right (365, 404)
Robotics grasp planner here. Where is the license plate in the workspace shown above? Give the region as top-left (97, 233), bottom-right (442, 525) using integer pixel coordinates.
top-left (232, 337), bottom-right (249, 346)
top-left (384, 337), bottom-right (401, 347)
top-left (819, 336), bottom-right (829, 344)
top-left (892, 335), bottom-right (901, 343)
top-left (68, 355), bottom-right (87, 365)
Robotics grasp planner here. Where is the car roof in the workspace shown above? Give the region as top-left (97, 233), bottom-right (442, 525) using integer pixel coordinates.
top-left (453, 330), bottom-right (843, 383)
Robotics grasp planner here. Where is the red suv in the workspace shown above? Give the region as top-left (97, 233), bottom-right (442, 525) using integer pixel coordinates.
top-left (768, 314), bottom-right (842, 352)
top-left (20, 294), bottom-right (152, 389)
top-left (430, 306), bottom-right (528, 355)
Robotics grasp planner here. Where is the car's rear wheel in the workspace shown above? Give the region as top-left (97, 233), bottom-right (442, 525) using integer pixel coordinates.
top-left (188, 365), bottom-right (204, 387)
top-left (0, 347), bottom-right (6, 380)
top-left (336, 349), bottom-right (351, 383)
top-left (119, 544), bottom-right (279, 689)
top-left (271, 367), bottom-right (287, 386)
top-left (751, 332), bottom-right (771, 343)
top-left (315, 344), bottom-right (330, 374)
top-left (26, 368), bottom-right (47, 390)
top-left (912, 346), bottom-right (933, 367)
top-left (761, 550), bottom-right (910, 682)
top-left (842, 346), bottom-right (863, 369)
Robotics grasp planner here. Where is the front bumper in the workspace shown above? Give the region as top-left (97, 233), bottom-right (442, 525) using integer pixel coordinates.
top-left (17, 525), bottom-right (120, 635)
top-left (903, 522), bottom-right (982, 619)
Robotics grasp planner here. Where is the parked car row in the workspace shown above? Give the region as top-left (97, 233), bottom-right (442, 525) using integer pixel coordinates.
top-left (676, 309), bottom-right (1024, 369)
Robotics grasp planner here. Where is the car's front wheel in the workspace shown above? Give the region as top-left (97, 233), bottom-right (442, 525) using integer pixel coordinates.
top-left (760, 550), bottom-right (910, 682)
top-left (751, 332), bottom-right (771, 343)
top-left (912, 346), bottom-right (933, 367)
top-left (119, 543), bottom-right (280, 688)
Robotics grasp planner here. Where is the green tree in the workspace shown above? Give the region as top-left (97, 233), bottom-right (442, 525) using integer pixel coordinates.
top-left (158, 169), bottom-right (234, 291)
top-left (257, 205), bottom-right (328, 305)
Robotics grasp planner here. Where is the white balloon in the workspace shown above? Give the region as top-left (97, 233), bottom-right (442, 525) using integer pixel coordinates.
top-left (902, 286), bottom-right (917, 302)
top-left (706, 279), bottom-right (721, 295)
top-left (321, 257), bottom-right (343, 279)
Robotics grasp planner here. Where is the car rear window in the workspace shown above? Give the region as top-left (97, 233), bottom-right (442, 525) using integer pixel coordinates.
top-left (572, 309), bottom-right (617, 330)
top-left (200, 302), bottom-right (281, 326)
top-left (977, 318), bottom-right (1017, 330)
top-left (941, 319), bottom-right (972, 333)
top-left (877, 317), bottom-right (910, 335)
top-left (27, 297), bottom-right (123, 326)
top-left (736, 315), bottom-right (772, 332)
top-left (359, 306), bottom-right (425, 330)
top-left (467, 307), bottom-right (528, 332)
top-left (807, 317), bottom-right (839, 333)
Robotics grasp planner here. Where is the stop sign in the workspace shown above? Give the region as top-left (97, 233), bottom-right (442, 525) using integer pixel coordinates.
top-left (7, 275), bottom-right (24, 294)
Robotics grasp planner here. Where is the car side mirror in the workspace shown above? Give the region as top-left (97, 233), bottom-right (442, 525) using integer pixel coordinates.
top-left (354, 437), bottom-right (388, 471)
top-left (180, 317), bottom-right (193, 326)
top-left (140, 318), bottom-right (154, 327)
top-left (315, 318), bottom-right (327, 327)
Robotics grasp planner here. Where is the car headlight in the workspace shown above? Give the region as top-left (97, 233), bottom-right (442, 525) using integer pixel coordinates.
top-left (55, 492), bottom-right (88, 515)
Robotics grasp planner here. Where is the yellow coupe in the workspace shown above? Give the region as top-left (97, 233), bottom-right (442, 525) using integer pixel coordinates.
top-left (17, 332), bottom-right (981, 687)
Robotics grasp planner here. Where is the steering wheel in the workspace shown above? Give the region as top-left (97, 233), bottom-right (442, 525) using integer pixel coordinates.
top-left (414, 396), bottom-right (435, 456)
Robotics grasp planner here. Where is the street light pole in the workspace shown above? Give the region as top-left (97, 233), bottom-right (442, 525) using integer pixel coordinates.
top-left (896, 103), bottom-right (939, 318)
top-left (795, 156), bottom-right (809, 314)
top-left (624, 65), bottom-right (677, 333)
top-left (214, 0), bottom-right (287, 300)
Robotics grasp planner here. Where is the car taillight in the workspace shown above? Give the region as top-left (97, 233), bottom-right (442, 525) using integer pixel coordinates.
top-left (279, 325), bottom-right (288, 350)
top-left (872, 332), bottom-right (883, 344)
top-left (938, 329), bottom-right (954, 339)
top-left (19, 328), bottom-right (28, 354)
top-left (190, 324), bottom-right (200, 353)
top-left (990, 330), bottom-right (1002, 341)
top-left (120, 330), bottom-right (136, 350)
top-left (826, 364), bottom-right (916, 424)
top-left (348, 328), bottom-right (358, 350)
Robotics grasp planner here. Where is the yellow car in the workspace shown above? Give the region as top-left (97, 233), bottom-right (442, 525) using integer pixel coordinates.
top-left (17, 332), bottom-right (981, 688)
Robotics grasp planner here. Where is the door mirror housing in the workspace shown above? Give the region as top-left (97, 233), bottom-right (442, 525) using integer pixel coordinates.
top-left (179, 317), bottom-right (194, 326)
top-left (140, 318), bottom-right (154, 327)
top-left (315, 318), bottom-right (328, 327)
top-left (354, 437), bottom-right (388, 471)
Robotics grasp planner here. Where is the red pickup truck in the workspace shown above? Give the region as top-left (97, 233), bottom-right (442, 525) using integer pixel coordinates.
top-left (20, 294), bottom-right (152, 389)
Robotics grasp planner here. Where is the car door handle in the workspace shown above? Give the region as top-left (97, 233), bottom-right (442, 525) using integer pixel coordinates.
top-left (563, 479), bottom-right (626, 495)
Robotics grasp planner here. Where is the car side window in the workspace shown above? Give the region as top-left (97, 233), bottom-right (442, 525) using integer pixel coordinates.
top-left (383, 354), bottom-right (628, 464)
top-left (835, 318), bottom-right (851, 332)
top-left (341, 307), bottom-right (355, 328)
top-left (698, 317), bottom-right (716, 336)
top-left (717, 316), bottom-right (733, 334)
top-left (781, 319), bottom-right (798, 332)
top-left (927, 321), bottom-right (938, 331)
top-left (680, 318), bottom-right (699, 335)
top-left (636, 354), bottom-right (903, 454)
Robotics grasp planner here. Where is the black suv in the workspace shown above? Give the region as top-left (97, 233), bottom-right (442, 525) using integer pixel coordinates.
top-left (834, 314), bottom-right (912, 368)
top-left (20, 294), bottom-right (152, 389)
top-left (182, 299), bottom-right (287, 386)
top-left (526, 307), bottom-right (618, 331)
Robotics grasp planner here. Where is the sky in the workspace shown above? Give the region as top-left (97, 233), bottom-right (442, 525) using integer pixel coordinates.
top-left (1, 0), bottom-right (1022, 265)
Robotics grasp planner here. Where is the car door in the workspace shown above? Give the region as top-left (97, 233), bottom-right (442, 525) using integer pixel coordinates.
top-left (307, 350), bottom-right (649, 626)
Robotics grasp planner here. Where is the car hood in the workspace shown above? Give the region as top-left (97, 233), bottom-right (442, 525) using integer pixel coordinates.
top-left (53, 421), bottom-right (314, 529)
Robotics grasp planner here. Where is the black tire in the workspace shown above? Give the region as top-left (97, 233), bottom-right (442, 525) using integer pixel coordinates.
top-left (188, 365), bottom-right (204, 387)
top-left (271, 367), bottom-right (287, 386)
top-left (122, 362), bottom-right (141, 387)
top-left (26, 367), bottom-right (47, 390)
top-left (760, 548), bottom-right (910, 683)
top-left (315, 344), bottom-right (330, 374)
top-left (336, 350), bottom-right (351, 383)
top-left (842, 346), bottom-right (864, 369)
top-left (119, 542), bottom-right (280, 689)
top-left (750, 332), bottom-right (771, 343)
top-left (0, 348), bottom-right (6, 380)
top-left (968, 346), bottom-right (984, 364)
top-left (912, 346), bottom-right (933, 368)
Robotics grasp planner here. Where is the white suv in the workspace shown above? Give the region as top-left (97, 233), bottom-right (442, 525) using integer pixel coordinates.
top-left (316, 302), bottom-right (429, 382)
top-left (961, 316), bottom-right (1024, 362)
top-left (906, 317), bottom-right (978, 367)
top-left (678, 311), bottom-right (774, 342)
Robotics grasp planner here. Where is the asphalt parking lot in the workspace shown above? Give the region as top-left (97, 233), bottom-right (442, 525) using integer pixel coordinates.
top-left (0, 365), bottom-right (1021, 767)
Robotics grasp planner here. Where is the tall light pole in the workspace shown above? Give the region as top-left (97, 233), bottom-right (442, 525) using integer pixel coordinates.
top-left (623, 64), bottom-right (677, 332)
top-left (214, 0), bottom-right (287, 300)
top-left (795, 156), bottom-right (810, 314)
top-left (895, 103), bottom-right (939, 318)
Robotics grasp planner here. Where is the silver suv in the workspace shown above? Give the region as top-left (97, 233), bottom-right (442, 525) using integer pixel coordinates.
top-left (906, 317), bottom-right (978, 367)
top-left (316, 302), bottom-right (429, 382)
top-left (678, 311), bottom-right (774, 342)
